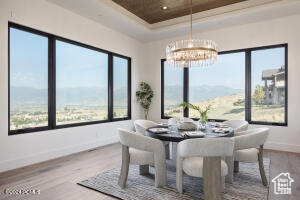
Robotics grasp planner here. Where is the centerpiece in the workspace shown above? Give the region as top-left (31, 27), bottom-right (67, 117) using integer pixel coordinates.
top-left (181, 102), bottom-right (211, 130)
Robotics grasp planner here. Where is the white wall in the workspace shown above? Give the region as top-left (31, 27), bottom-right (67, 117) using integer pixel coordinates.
top-left (0, 0), bottom-right (144, 172)
top-left (143, 14), bottom-right (300, 153)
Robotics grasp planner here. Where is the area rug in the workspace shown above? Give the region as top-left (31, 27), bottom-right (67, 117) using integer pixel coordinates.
top-left (78, 159), bottom-right (270, 200)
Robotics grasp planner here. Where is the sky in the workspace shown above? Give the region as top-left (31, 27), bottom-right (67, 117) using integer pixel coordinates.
top-left (10, 28), bottom-right (128, 90)
top-left (11, 27), bottom-right (285, 92)
top-left (165, 47), bottom-right (285, 91)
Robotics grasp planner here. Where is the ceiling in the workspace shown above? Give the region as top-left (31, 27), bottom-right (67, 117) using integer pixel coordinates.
top-left (47, 0), bottom-right (300, 42)
top-left (112, 0), bottom-right (248, 24)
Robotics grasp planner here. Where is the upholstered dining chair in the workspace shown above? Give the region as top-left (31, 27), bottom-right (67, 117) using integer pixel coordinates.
top-left (176, 138), bottom-right (235, 196)
top-left (134, 119), bottom-right (170, 160)
top-left (168, 117), bottom-right (193, 125)
top-left (223, 120), bottom-right (249, 134)
top-left (234, 127), bottom-right (270, 186)
top-left (118, 128), bottom-right (166, 188)
top-left (134, 119), bottom-right (158, 136)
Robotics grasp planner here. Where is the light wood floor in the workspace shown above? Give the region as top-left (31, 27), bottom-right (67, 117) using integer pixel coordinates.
top-left (0, 143), bottom-right (299, 200)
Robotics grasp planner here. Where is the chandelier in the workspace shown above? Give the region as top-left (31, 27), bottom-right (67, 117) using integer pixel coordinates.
top-left (166, 0), bottom-right (218, 68)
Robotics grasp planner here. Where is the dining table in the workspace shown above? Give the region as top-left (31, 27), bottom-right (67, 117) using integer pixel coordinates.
top-left (146, 123), bottom-right (235, 200)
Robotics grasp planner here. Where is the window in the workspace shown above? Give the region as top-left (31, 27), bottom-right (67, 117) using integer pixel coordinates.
top-left (189, 52), bottom-right (245, 120)
top-left (8, 22), bottom-right (131, 135)
top-left (56, 40), bottom-right (108, 125)
top-left (9, 27), bottom-right (49, 131)
top-left (161, 44), bottom-right (287, 126)
top-left (251, 47), bottom-right (286, 124)
top-left (161, 61), bottom-right (184, 118)
top-left (113, 56), bottom-right (130, 119)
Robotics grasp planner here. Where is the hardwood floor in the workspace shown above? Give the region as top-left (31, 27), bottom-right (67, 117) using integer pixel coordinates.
top-left (0, 143), bottom-right (299, 200)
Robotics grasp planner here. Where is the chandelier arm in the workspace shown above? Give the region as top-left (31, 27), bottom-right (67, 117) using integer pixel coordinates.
top-left (190, 0), bottom-right (192, 41)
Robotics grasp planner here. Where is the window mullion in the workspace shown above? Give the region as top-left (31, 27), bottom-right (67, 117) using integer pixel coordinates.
top-left (108, 53), bottom-right (113, 122)
top-left (48, 36), bottom-right (56, 129)
top-left (183, 68), bottom-right (189, 117)
top-left (245, 49), bottom-right (251, 122)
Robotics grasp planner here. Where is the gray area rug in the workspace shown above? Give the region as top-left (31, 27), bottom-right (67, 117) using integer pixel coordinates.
top-left (78, 159), bottom-right (270, 200)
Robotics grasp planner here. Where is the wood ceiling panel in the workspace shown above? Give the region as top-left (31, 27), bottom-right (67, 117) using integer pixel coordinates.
top-left (112, 0), bottom-right (248, 24)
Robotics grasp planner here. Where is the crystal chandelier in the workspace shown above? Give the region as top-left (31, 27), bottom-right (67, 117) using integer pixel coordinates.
top-left (166, 0), bottom-right (218, 68)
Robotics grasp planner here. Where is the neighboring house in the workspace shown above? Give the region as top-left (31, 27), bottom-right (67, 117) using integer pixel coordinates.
top-left (261, 66), bottom-right (285, 104)
top-left (272, 173), bottom-right (294, 194)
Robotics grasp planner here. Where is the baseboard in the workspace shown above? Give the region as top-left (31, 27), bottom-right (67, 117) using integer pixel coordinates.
top-left (264, 142), bottom-right (300, 153)
top-left (0, 136), bottom-right (119, 173)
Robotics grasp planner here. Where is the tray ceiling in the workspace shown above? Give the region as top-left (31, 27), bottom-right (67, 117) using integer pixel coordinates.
top-left (112, 0), bottom-right (248, 24)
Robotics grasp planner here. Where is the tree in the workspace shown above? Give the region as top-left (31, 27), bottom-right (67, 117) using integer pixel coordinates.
top-left (253, 85), bottom-right (265, 104)
top-left (136, 82), bottom-right (154, 119)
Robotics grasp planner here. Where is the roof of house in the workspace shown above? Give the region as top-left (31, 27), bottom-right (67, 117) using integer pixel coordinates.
top-left (262, 67), bottom-right (285, 80)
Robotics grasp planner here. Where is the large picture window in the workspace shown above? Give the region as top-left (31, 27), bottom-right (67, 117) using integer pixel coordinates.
top-left (9, 27), bottom-right (49, 131)
top-left (250, 47), bottom-right (286, 124)
top-left (56, 40), bottom-right (108, 125)
top-left (161, 62), bottom-right (184, 117)
top-left (161, 44), bottom-right (287, 126)
top-left (113, 55), bottom-right (131, 119)
top-left (8, 22), bottom-right (131, 135)
top-left (189, 52), bottom-right (245, 120)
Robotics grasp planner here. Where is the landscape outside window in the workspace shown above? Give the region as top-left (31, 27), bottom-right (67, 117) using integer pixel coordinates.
top-left (189, 52), bottom-right (245, 120)
top-left (56, 40), bottom-right (108, 125)
top-left (10, 28), bottom-right (48, 130)
top-left (163, 64), bottom-right (184, 117)
top-left (113, 56), bottom-right (128, 118)
top-left (9, 23), bottom-right (131, 134)
top-left (251, 47), bottom-right (286, 123)
top-left (162, 45), bottom-right (286, 124)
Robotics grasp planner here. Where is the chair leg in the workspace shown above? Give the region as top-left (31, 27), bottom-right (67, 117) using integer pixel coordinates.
top-left (139, 165), bottom-right (149, 175)
top-left (176, 157), bottom-right (183, 193)
top-left (154, 146), bottom-right (167, 187)
top-left (225, 156), bottom-right (234, 183)
top-left (234, 161), bottom-right (239, 173)
top-left (203, 157), bottom-right (222, 200)
top-left (258, 145), bottom-right (268, 187)
top-left (118, 145), bottom-right (130, 189)
top-left (221, 176), bottom-right (225, 193)
top-left (165, 143), bottom-right (170, 160)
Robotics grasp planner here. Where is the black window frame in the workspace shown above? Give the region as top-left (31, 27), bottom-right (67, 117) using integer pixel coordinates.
top-left (8, 22), bottom-right (131, 135)
top-left (161, 43), bottom-right (288, 126)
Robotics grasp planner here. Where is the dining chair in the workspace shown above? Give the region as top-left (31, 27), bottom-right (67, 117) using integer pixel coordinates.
top-left (134, 119), bottom-right (158, 135)
top-left (223, 120), bottom-right (249, 134)
top-left (223, 120), bottom-right (249, 177)
top-left (134, 119), bottom-right (170, 160)
top-left (168, 117), bottom-right (193, 125)
top-left (234, 127), bottom-right (270, 186)
top-left (176, 137), bottom-right (235, 198)
top-left (118, 128), bottom-right (166, 188)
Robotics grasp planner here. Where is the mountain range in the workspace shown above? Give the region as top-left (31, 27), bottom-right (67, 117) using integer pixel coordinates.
top-left (10, 85), bottom-right (243, 108)
top-left (165, 85), bottom-right (244, 103)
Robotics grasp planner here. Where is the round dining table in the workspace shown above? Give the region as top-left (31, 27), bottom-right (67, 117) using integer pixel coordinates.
top-left (146, 124), bottom-right (234, 142)
top-left (146, 123), bottom-right (235, 200)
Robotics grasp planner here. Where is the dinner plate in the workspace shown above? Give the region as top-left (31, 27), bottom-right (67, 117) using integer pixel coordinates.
top-left (211, 127), bottom-right (230, 133)
top-left (184, 131), bottom-right (205, 137)
top-left (149, 128), bottom-right (168, 133)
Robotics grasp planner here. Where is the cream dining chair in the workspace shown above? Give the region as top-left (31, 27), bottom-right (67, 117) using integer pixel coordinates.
top-left (223, 120), bottom-right (249, 178)
top-left (234, 127), bottom-right (270, 186)
top-left (176, 137), bottom-right (235, 197)
top-left (168, 117), bottom-right (193, 125)
top-left (134, 119), bottom-right (158, 136)
top-left (223, 120), bottom-right (249, 134)
top-left (118, 128), bottom-right (166, 188)
top-left (134, 119), bottom-right (170, 161)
